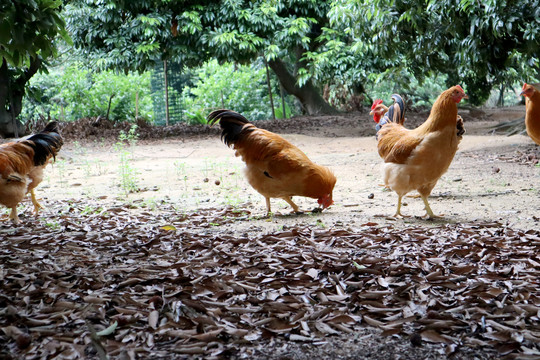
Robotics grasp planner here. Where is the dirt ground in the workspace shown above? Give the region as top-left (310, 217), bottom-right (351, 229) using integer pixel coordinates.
top-left (41, 107), bottom-right (539, 234)
top-left (4, 106), bottom-right (540, 360)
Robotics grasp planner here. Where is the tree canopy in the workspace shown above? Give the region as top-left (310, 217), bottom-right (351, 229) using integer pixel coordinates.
top-left (66, 0), bottom-right (540, 108)
top-left (5, 0), bottom-right (540, 133)
top-left (0, 0), bottom-right (69, 136)
top-left (325, 0), bottom-right (540, 104)
top-left (65, 0), bottom-right (338, 114)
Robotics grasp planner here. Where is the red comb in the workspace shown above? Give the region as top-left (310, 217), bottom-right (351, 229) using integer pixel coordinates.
top-left (523, 83), bottom-right (528, 90)
top-left (455, 85), bottom-right (464, 92)
top-left (371, 99), bottom-right (383, 110)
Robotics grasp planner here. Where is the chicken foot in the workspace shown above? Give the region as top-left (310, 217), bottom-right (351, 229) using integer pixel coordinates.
top-left (30, 189), bottom-right (43, 215)
top-left (392, 195), bottom-right (410, 218)
top-left (420, 195), bottom-right (443, 219)
top-left (265, 196), bottom-right (303, 216)
top-left (282, 196), bottom-right (303, 214)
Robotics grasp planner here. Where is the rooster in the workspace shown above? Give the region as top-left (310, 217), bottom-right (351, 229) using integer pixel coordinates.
top-left (521, 83), bottom-right (540, 145)
top-left (0, 122), bottom-right (63, 224)
top-left (208, 110), bottom-right (336, 215)
top-left (370, 86), bottom-right (467, 218)
top-left (370, 95), bottom-right (405, 135)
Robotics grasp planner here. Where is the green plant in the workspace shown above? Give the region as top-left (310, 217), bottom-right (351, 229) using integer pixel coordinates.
top-left (22, 64), bottom-right (154, 123)
top-left (114, 125), bottom-right (140, 196)
top-left (181, 60), bottom-right (298, 121)
top-left (185, 109), bottom-right (208, 125)
top-left (119, 124), bottom-right (139, 147)
top-left (45, 221), bottom-right (61, 230)
top-left (274, 102), bottom-right (293, 119)
top-left (53, 159), bottom-right (67, 187)
top-left (173, 161), bottom-right (186, 178)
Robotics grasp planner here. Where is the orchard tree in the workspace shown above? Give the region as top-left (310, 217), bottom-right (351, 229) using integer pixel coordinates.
top-left (326, 0), bottom-right (540, 105)
top-left (0, 0), bottom-right (70, 137)
top-left (65, 0), bottom-right (338, 115)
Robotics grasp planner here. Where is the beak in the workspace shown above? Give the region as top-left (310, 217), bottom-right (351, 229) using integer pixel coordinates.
top-left (520, 90), bottom-right (526, 96)
top-left (323, 199), bottom-right (334, 210)
top-left (463, 93), bottom-right (469, 100)
top-left (369, 110), bottom-right (374, 115)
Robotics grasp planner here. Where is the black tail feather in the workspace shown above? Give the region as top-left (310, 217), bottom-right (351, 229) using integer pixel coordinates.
top-left (385, 94), bottom-right (405, 125)
top-left (207, 109), bottom-right (254, 147)
top-left (25, 122), bottom-right (63, 166)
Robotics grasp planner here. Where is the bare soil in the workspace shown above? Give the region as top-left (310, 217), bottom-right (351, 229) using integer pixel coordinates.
top-left (49, 107), bottom-right (539, 234)
top-left (2, 106), bottom-right (540, 360)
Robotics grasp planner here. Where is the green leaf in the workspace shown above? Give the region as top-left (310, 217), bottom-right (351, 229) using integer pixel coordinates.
top-left (95, 322), bottom-right (118, 337)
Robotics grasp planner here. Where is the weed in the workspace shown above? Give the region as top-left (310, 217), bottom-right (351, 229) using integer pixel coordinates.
top-left (114, 125), bottom-right (140, 196)
top-left (173, 161), bottom-right (187, 179)
top-left (45, 221), bottom-right (61, 230)
top-left (54, 160), bottom-right (67, 187)
top-left (316, 219), bottom-right (326, 229)
top-left (185, 109), bottom-right (209, 125)
top-left (142, 198), bottom-right (159, 211)
top-left (73, 141), bottom-right (87, 156)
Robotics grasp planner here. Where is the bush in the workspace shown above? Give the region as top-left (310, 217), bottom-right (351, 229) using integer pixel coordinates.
top-left (22, 64), bottom-right (154, 123)
top-left (181, 60), bottom-right (298, 121)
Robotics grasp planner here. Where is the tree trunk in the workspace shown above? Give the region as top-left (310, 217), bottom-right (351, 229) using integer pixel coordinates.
top-left (267, 58), bottom-right (338, 115)
top-left (0, 57), bottom-right (41, 138)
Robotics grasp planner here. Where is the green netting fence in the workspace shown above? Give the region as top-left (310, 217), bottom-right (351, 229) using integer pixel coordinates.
top-left (150, 61), bottom-right (191, 125)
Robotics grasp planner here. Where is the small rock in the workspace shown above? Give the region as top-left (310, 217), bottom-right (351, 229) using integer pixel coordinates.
top-left (367, 193), bottom-right (374, 199)
top-left (492, 167), bottom-right (500, 174)
top-left (410, 333), bottom-right (422, 347)
top-left (203, 178), bottom-right (209, 183)
top-left (215, 180), bottom-right (221, 186)
top-left (16, 333), bottom-right (31, 350)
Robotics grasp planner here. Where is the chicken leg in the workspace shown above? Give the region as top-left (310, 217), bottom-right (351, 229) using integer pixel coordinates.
top-left (265, 197), bottom-right (272, 216)
top-left (9, 207), bottom-right (20, 224)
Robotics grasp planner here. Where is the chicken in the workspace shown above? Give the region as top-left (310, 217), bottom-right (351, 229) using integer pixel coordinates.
top-left (207, 110), bottom-right (336, 215)
top-left (370, 86), bottom-right (467, 218)
top-left (521, 83), bottom-right (540, 145)
top-left (0, 122), bottom-right (63, 224)
top-left (371, 95), bottom-right (405, 134)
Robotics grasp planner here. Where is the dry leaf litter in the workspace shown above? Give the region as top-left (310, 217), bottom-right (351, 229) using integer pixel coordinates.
top-left (1, 200), bottom-right (539, 359)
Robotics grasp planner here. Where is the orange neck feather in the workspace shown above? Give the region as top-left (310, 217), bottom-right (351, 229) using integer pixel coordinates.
top-left (417, 89), bottom-right (458, 133)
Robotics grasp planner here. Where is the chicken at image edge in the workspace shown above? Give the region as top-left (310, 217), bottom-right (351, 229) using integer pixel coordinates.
top-left (208, 110), bottom-right (336, 215)
top-left (0, 122), bottom-right (63, 224)
top-left (521, 83), bottom-right (540, 145)
top-left (369, 86), bottom-right (467, 218)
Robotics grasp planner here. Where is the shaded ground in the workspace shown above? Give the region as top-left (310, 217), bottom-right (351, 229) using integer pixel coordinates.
top-left (2, 106), bottom-right (540, 359)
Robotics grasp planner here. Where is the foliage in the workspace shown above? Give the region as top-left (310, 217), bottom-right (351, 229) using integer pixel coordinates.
top-left (184, 109), bottom-right (208, 126)
top-left (64, 0), bottom-right (337, 114)
top-left (0, 0), bottom-right (70, 67)
top-left (64, 1), bottom-right (327, 71)
top-left (0, 0), bottom-right (71, 135)
top-left (181, 60), bottom-right (297, 121)
top-left (327, 0), bottom-right (540, 105)
top-left (274, 101), bottom-right (293, 119)
top-left (22, 64), bottom-right (154, 122)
